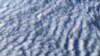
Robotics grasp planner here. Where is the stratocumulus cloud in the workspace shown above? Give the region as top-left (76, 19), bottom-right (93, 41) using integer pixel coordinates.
top-left (0, 0), bottom-right (100, 56)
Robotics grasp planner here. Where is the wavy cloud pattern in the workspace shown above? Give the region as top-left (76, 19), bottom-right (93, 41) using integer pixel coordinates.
top-left (0, 0), bottom-right (100, 56)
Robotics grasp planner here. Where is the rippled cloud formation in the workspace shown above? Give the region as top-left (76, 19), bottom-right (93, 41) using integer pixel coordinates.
top-left (0, 0), bottom-right (100, 56)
